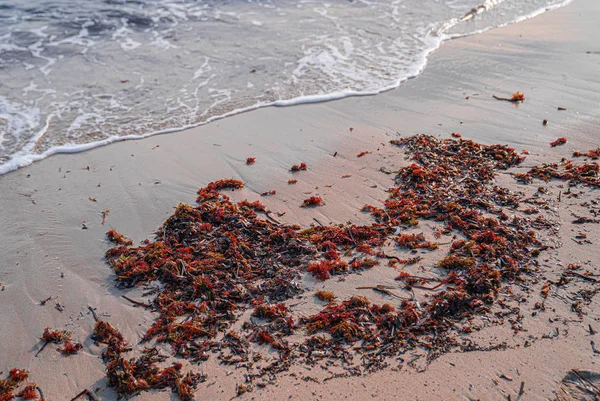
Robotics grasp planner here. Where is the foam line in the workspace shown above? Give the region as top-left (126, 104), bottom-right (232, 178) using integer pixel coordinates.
top-left (0, 0), bottom-right (573, 176)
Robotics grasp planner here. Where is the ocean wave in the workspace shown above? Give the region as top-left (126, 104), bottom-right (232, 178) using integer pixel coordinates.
top-left (0, 0), bottom-right (573, 175)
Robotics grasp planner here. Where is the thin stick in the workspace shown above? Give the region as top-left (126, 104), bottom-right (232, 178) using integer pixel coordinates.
top-left (356, 286), bottom-right (408, 300)
top-left (71, 389), bottom-right (99, 401)
top-left (518, 381), bottom-right (525, 396)
top-left (493, 95), bottom-right (523, 102)
top-left (35, 341), bottom-right (49, 357)
top-left (397, 274), bottom-right (442, 282)
top-left (411, 283), bottom-right (444, 291)
top-left (265, 211), bottom-right (282, 226)
top-left (573, 370), bottom-right (600, 393)
top-left (122, 295), bottom-right (150, 308)
top-left (347, 227), bottom-right (357, 246)
top-left (566, 272), bottom-right (599, 283)
top-left (88, 306), bottom-right (99, 322)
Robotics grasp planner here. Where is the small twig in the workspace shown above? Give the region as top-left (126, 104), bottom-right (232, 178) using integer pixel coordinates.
top-left (121, 295), bottom-right (150, 308)
top-left (411, 283), bottom-right (444, 291)
top-left (37, 386), bottom-right (45, 400)
top-left (379, 167), bottom-right (399, 175)
top-left (101, 210), bottom-right (109, 225)
top-left (71, 389), bottom-right (99, 401)
top-left (397, 274), bottom-right (442, 282)
top-left (566, 271), bottom-right (599, 283)
top-left (518, 381), bottom-right (525, 396)
top-left (347, 227), bottom-right (357, 246)
top-left (573, 370), bottom-right (600, 393)
top-left (356, 285), bottom-right (407, 299)
top-left (88, 306), bottom-right (99, 322)
top-left (265, 211), bottom-right (282, 226)
top-left (35, 341), bottom-right (49, 357)
top-left (313, 218), bottom-right (324, 227)
top-left (590, 324), bottom-right (597, 335)
top-left (407, 355), bottom-right (422, 365)
top-left (493, 95), bottom-right (523, 102)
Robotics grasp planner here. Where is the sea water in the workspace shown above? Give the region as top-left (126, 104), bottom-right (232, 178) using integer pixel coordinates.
top-left (0, 0), bottom-right (572, 174)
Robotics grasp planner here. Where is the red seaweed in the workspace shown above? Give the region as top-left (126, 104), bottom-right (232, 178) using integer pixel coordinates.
top-left (95, 133), bottom-right (591, 397)
top-left (290, 163), bottom-right (307, 172)
top-left (58, 341), bottom-right (83, 356)
top-left (106, 229), bottom-right (133, 246)
top-left (301, 196), bottom-right (324, 207)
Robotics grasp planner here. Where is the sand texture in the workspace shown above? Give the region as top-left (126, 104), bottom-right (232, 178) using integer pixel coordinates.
top-left (1, 0), bottom-right (600, 400)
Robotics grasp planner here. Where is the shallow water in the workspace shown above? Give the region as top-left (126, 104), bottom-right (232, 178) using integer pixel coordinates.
top-left (0, 0), bottom-right (571, 174)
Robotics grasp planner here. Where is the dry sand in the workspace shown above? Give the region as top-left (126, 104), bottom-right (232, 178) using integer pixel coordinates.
top-left (1, 0), bottom-right (600, 399)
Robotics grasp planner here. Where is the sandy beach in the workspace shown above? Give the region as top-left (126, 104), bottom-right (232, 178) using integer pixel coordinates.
top-left (1, 0), bottom-right (600, 400)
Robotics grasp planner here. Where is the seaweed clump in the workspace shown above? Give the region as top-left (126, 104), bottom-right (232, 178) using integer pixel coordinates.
top-left (92, 320), bottom-right (204, 400)
top-left (573, 147), bottom-right (600, 159)
top-left (106, 229), bottom-right (133, 246)
top-left (101, 135), bottom-right (564, 395)
top-left (301, 196), bottom-right (324, 207)
top-left (515, 159), bottom-right (600, 188)
top-left (39, 328), bottom-right (83, 357)
top-left (290, 162), bottom-right (307, 172)
top-left (0, 369), bottom-right (41, 401)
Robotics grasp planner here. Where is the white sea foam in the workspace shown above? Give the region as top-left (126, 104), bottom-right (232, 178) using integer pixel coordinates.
top-left (0, 0), bottom-right (574, 175)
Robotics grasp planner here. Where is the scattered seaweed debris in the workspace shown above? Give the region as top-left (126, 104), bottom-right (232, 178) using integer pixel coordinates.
top-left (261, 190), bottom-right (276, 197)
top-left (246, 157), bottom-right (256, 165)
top-left (0, 369), bottom-right (42, 401)
top-left (395, 233), bottom-right (437, 250)
top-left (101, 210), bottom-right (110, 225)
top-left (573, 148), bottom-right (600, 159)
top-left (106, 229), bottom-right (133, 246)
top-left (290, 163), bottom-right (307, 172)
top-left (102, 134), bottom-right (570, 395)
top-left (493, 91), bottom-right (525, 102)
top-left (17, 383), bottom-right (39, 400)
top-left (357, 151), bottom-right (371, 158)
top-left (302, 196), bottom-right (324, 207)
top-left (315, 291), bottom-right (336, 302)
top-left (514, 159), bottom-right (600, 188)
top-left (288, 179), bottom-right (298, 185)
top-left (41, 328), bottom-right (71, 344)
top-left (91, 320), bottom-right (204, 400)
top-left (58, 341), bottom-right (83, 356)
top-left (451, 133), bottom-right (462, 138)
top-left (550, 137), bottom-right (567, 147)
top-left (204, 179), bottom-right (244, 192)
top-left (555, 370), bottom-right (600, 400)
top-left (92, 320), bottom-right (123, 344)
top-left (7, 369), bottom-right (28, 383)
top-left (38, 328), bottom-right (83, 358)
top-left (307, 260), bottom-right (347, 280)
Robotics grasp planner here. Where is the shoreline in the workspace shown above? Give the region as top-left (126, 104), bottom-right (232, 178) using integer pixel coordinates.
top-left (0, 0), bottom-right (576, 177)
top-left (1, 0), bottom-right (600, 400)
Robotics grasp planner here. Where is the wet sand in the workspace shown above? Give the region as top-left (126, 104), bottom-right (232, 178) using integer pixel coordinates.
top-left (1, 0), bottom-right (599, 399)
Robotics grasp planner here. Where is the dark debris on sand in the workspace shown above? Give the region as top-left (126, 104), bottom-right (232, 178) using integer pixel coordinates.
top-left (94, 134), bottom-right (599, 399)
